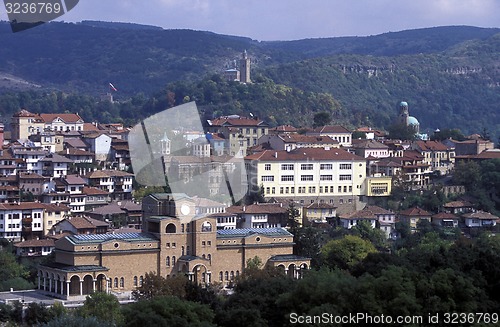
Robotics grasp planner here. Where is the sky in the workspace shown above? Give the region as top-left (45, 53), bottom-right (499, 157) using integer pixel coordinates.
top-left (1, 0), bottom-right (500, 40)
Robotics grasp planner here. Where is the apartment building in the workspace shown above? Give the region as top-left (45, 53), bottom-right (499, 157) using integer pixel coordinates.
top-left (245, 148), bottom-right (366, 214)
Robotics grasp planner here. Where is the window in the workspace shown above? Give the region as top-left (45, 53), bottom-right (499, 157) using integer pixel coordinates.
top-left (133, 276), bottom-right (138, 286)
top-left (172, 256), bottom-right (176, 266)
top-left (166, 256), bottom-right (170, 266)
top-left (220, 272), bottom-right (223, 281)
top-left (262, 176), bottom-right (274, 182)
top-left (264, 164), bottom-right (271, 171)
top-left (320, 163), bottom-right (333, 170)
top-left (281, 175), bottom-right (294, 182)
top-left (301, 175), bottom-right (313, 181)
top-left (301, 164), bottom-right (313, 170)
top-left (281, 164), bottom-right (294, 170)
top-left (114, 278), bottom-right (118, 288)
top-left (308, 186), bottom-right (316, 193)
top-left (139, 276), bottom-right (143, 286)
top-left (339, 175), bottom-right (352, 181)
top-left (120, 277), bottom-right (124, 288)
top-left (340, 164), bottom-right (352, 170)
top-left (225, 271), bottom-right (229, 280)
top-left (320, 175), bottom-right (333, 181)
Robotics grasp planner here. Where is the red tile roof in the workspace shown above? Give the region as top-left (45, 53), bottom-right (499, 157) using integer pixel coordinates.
top-left (39, 113), bottom-right (83, 123)
top-left (309, 125), bottom-right (350, 134)
top-left (432, 212), bottom-right (458, 220)
top-left (208, 116), bottom-right (266, 127)
top-left (399, 207), bottom-right (432, 217)
top-left (245, 147), bottom-right (364, 162)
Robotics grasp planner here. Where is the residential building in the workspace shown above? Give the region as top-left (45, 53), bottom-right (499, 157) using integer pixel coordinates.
top-left (351, 139), bottom-right (389, 159)
top-left (258, 134), bottom-right (339, 152)
top-left (304, 202), bottom-right (336, 224)
top-left (14, 239), bottom-right (55, 257)
top-left (431, 212), bottom-right (459, 228)
top-left (443, 200), bottom-right (475, 215)
top-left (84, 170), bottom-right (133, 200)
top-left (398, 207), bottom-right (432, 230)
top-left (228, 203), bottom-right (289, 229)
top-left (39, 153), bottom-right (73, 178)
top-left (50, 216), bottom-right (109, 235)
top-left (0, 202), bottom-right (46, 242)
top-left (81, 132), bottom-right (112, 162)
top-left (43, 203), bottom-right (71, 236)
top-left (411, 140), bottom-right (455, 175)
top-left (463, 211), bottom-right (498, 228)
top-left (206, 115), bottom-right (269, 157)
top-left (245, 148), bottom-right (366, 214)
top-left (306, 125), bottom-right (352, 147)
top-left (11, 110), bottom-right (84, 140)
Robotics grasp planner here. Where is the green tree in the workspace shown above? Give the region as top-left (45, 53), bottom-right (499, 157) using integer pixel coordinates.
top-left (351, 220), bottom-right (387, 249)
top-left (77, 292), bottom-right (124, 326)
top-left (122, 296), bottom-right (216, 327)
top-left (40, 315), bottom-right (112, 327)
top-left (132, 272), bottom-right (187, 301)
top-left (321, 235), bottom-right (377, 270)
top-left (387, 123), bottom-right (417, 140)
top-left (312, 111), bottom-right (332, 128)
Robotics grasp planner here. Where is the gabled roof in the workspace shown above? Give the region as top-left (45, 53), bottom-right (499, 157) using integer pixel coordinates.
top-left (39, 153), bottom-right (74, 163)
top-left (308, 125), bottom-right (351, 134)
top-left (208, 115), bottom-right (267, 127)
top-left (432, 212), bottom-right (458, 220)
top-left (14, 239), bottom-right (55, 248)
top-left (241, 203), bottom-right (288, 214)
top-left (352, 139), bottom-right (389, 149)
top-left (462, 211), bottom-right (499, 220)
top-left (0, 202), bottom-right (46, 210)
top-left (39, 113), bottom-right (84, 124)
top-left (56, 216), bottom-right (109, 229)
top-left (340, 205), bottom-right (393, 219)
top-left (306, 202), bottom-right (336, 209)
top-left (399, 206), bottom-right (432, 217)
top-left (84, 170), bottom-right (133, 178)
top-left (82, 186), bottom-right (110, 196)
top-left (62, 175), bottom-right (86, 185)
top-left (278, 134), bottom-right (339, 145)
top-left (443, 200), bottom-right (474, 208)
top-left (414, 140), bottom-right (449, 151)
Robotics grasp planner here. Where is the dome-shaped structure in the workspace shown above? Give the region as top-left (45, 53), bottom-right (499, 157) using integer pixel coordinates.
top-left (400, 101), bottom-right (408, 107)
top-left (407, 116), bottom-right (419, 126)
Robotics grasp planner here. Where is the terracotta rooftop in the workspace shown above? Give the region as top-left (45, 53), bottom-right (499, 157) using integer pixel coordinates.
top-left (278, 134), bottom-right (339, 145)
top-left (59, 216), bottom-right (109, 229)
top-left (432, 212), bottom-right (458, 220)
top-left (308, 125), bottom-right (351, 134)
top-left (462, 211), bottom-right (499, 220)
top-left (82, 186), bottom-right (110, 196)
top-left (14, 239), bottom-right (55, 248)
top-left (443, 200), bottom-right (474, 208)
top-left (415, 140), bottom-right (449, 151)
top-left (340, 205), bottom-right (393, 219)
top-left (85, 170), bottom-right (133, 178)
top-left (245, 147), bottom-right (364, 162)
top-left (39, 113), bottom-right (83, 123)
top-left (0, 202), bottom-right (46, 210)
top-left (399, 207), bottom-right (432, 217)
top-left (208, 115), bottom-right (267, 127)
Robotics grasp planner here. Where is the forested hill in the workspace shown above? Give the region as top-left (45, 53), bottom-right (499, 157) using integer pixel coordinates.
top-left (261, 32), bottom-right (500, 137)
top-left (0, 21), bottom-right (498, 139)
top-left (0, 22), bottom-right (498, 95)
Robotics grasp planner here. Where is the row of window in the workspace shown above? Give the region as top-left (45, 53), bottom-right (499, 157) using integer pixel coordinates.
top-left (262, 174), bottom-right (351, 182)
top-left (264, 163), bottom-right (353, 171)
top-left (219, 270), bottom-right (240, 281)
top-left (265, 184), bottom-right (354, 195)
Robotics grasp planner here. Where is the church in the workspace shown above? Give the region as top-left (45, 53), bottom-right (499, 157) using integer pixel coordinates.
top-left (38, 193), bottom-right (309, 300)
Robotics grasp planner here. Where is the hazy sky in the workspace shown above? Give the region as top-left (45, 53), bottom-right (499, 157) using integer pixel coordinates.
top-left (2, 0), bottom-right (500, 40)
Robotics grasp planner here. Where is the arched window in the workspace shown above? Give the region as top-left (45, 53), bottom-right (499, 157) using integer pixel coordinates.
top-left (120, 277), bottom-right (124, 288)
top-left (166, 223), bottom-right (176, 233)
top-left (181, 224), bottom-right (185, 233)
top-left (166, 256), bottom-right (170, 267)
top-left (133, 276), bottom-right (138, 286)
top-left (201, 221), bottom-right (212, 232)
top-left (236, 270), bottom-right (240, 277)
top-left (224, 271), bottom-right (229, 280)
top-left (114, 277), bottom-right (118, 288)
top-left (181, 246), bottom-right (185, 256)
top-left (207, 254), bottom-right (211, 262)
top-left (139, 276), bottom-right (143, 286)
top-left (230, 271), bottom-right (235, 280)
top-left (219, 271), bottom-right (223, 281)
top-left (202, 254), bottom-right (206, 259)
top-left (172, 256), bottom-right (176, 266)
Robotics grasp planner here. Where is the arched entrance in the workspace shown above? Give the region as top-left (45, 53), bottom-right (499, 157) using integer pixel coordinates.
top-left (96, 274), bottom-right (107, 292)
top-left (69, 275), bottom-right (80, 295)
top-left (82, 275), bottom-right (94, 295)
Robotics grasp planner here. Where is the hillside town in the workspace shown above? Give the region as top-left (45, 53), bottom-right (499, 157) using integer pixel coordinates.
top-left (0, 98), bottom-right (498, 305)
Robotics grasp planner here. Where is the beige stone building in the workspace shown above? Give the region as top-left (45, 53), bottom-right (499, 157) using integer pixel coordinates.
top-left (38, 193), bottom-right (309, 300)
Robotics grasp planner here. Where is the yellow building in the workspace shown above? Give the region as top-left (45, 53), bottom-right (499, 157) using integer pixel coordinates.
top-left (245, 148), bottom-right (366, 214)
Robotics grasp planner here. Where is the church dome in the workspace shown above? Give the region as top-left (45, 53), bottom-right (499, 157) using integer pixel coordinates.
top-left (400, 101), bottom-right (408, 107)
top-left (407, 116), bottom-right (419, 126)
